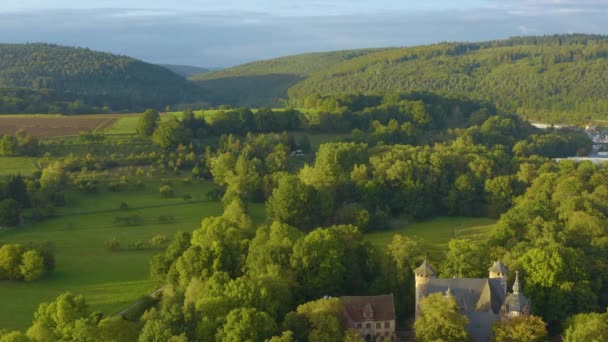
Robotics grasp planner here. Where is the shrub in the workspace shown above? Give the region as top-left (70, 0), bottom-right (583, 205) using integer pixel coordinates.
top-left (183, 194), bottom-right (192, 201)
top-left (108, 182), bottom-right (122, 192)
top-left (105, 238), bottom-right (120, 251)
top-left (149, 235), bottom-right (170, 249)
top-left (113, 214), bottom-right (143, 226)
top-left (206, 187), bottom-right (223, 201)
top-left (134, 180), bottom-right (146, 190)
top-left (0, 198), bottom-right (20, 227)
top-left (157, 215), bottom-right (176, 224)
top-left (159, 185), bottom-right (174, 198)
top-left (119, 202), bottom-right (129, 211)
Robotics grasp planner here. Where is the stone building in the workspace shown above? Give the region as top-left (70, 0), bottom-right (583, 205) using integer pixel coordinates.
top-left (343, 294), bottom-right (396, 341)
top-left (414, 260), bottom-right (531, 341)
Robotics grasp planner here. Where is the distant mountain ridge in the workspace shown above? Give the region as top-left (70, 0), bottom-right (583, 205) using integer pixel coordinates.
top-left (160, 64), bottom-right (214, 78)
top-left (194, 34), bottom-right (608, 122)
top-left (3, 36), bottom-right (608, 122)
top-left (0, 43), bottom-right (195, 113)
top-left (191, 48), bottom-right (387, 107)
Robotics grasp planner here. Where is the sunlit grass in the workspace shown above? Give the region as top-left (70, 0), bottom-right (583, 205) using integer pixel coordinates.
top-left (0, 180), bottom-right (265, 330)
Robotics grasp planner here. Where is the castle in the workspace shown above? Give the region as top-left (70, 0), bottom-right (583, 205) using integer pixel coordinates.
top-left (414, 260), bottom-right (531, 341)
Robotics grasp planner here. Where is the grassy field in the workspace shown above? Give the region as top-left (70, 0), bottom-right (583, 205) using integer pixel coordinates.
top-left (0, 180), bottom-right (265, 330)
top-left (104, 116), bottom-right (140, 135)
top-left (0, 157), bottom-right (38, 176)
top-left (365, 216), bottom-right (496, 258)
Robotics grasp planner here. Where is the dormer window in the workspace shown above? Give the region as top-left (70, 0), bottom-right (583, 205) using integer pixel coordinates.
top-left (363, 303), bottom-right (374, 320)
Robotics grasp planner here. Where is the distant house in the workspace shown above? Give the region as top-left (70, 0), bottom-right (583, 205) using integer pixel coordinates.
top-left (343, 294), bottom-right (396, 341)
top-left (414, 260), bottom-right (531, 342)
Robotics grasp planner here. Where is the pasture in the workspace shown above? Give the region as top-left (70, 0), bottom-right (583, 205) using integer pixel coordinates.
top-left (0, 157), bottom-right (38, 176)
top-left (364, 216), bottom-right (496, 259)
top-left (0, 180), bottom-right (265, 330)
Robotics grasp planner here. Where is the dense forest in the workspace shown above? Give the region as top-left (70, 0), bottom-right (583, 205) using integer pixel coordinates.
top-left (160, 65), bottom-right (212, 78)
top-left (0, 44), bottom-right (195, 113)
top-left (192, 49), bottom-right (385, 107)
top-left (3, 35), bottom-right (608, 123)
top-left (1, 92), bottom-right (602, 341)
top-left (195, 34), bottom-right (608, 123)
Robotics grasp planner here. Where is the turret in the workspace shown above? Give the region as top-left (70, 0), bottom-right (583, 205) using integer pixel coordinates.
top-left (489, 260), bottom-right (509, 295)
top-left (414, 260), bottom-right (436, 286)
top-left (512, 271), bottom-right (521, 294)
top-left (501, 271), bottom-right (532, 319)
top-left (414, 260), bottom-right (436, 317)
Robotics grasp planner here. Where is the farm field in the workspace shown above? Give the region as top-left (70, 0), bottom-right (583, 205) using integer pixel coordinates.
top-left (1, 108), bottom-right (323, 138)
top-left (0, 114), bottom-right (123, 137)
top-left (105, 110), bottom-right (242, 136)
top-left (0, 180), bottom-right (266, 330)
top-left (364, 216), bottom-right (496, 259)
top-left (0, 156), bottom-right (38, 176)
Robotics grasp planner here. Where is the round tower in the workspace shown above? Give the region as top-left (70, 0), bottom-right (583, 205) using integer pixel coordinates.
top-left (488, 259), bottom-right (509, 295)
top-left (414, 260), bottom-right (436, 317)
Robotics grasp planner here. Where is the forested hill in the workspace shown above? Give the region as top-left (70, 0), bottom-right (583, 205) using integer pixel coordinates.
top-left (200, 34), bottom-right (608, 123)
top-left (0, 43), bottom-right (195, 113)
top-left (160, 64), bottom-right (211, 78)
top-left (192, 48), bottom-right (386, 107)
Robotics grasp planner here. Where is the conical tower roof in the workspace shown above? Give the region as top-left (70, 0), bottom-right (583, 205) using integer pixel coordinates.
top-left (512, 271), bottom-right (521, 294)
top-left (414, 260), bottom-right (436, 277)
top-left (504, 272), bottom-right (530, 313)
top-left (488, 260), bottom-right (508, 274)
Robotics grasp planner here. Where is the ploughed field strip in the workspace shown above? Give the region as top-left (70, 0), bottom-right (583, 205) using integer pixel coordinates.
top-left (0, 116), bottom-right (120, 137)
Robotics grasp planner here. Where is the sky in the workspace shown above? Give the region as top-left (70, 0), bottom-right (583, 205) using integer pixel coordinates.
top-left (0, 0), bottom-right (607, 67)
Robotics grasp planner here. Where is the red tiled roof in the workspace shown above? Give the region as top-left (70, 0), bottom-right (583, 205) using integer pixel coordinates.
top-left (343, 294), bottom-right (395, 322)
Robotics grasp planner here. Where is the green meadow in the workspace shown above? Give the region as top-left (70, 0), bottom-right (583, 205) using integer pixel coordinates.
top-left (365, 216), bottom-right (496, 259)
top-left (0, 180), bottom-right (264, 330)
top-left (0, 157), bottom-right (38, 177)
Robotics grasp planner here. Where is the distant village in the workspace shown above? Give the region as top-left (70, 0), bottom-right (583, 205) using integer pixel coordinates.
top-left (584, 123), bottom-right (608, 151)
top-left (532, 121), bottom-right (608, 163)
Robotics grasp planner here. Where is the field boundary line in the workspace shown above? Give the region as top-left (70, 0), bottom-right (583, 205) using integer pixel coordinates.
top-left (54, 199), bottom-right (209, 218)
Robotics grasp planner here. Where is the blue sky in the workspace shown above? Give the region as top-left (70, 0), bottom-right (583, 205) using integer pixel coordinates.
top-left (2, 1), bottom-right (488, 14)
top-left (1, 1), bottom-right (607, 67)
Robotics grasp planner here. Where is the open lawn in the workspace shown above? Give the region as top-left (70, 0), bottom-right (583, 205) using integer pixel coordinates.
top-left (365, 216), bottom-right (496, 259)
top-left (0, 157), bottom-right (38, 176)
top-left (0, 180), bottom-right (265, 330)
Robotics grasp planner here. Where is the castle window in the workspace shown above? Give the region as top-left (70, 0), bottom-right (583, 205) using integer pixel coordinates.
top-left (376, 322), bottom-right (381, 329)
top-left (357, 323), bottom-right (362, 329)
top-left (385, 331), bottom-right (389, 336)
top-left (384, 322), bottom-right (390, 328)
top-left (366, 323), bottom-right (372, 329)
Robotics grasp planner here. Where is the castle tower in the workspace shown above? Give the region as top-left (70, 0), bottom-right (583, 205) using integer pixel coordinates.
top-left (501, 271), bottom-right (532, 319)
top-left (414, 260), bottom-right (436, 317)
top-left (488, 259), bottom-right (509, 295)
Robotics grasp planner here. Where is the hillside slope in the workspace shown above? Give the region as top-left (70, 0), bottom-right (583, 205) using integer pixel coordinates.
top-left (0, 43), bottom-right (195, 113)
top-left (192, 49), bottom-right (386, 107)
top-left (289, 35), bottom-right (608, 122)
top-left (200, 34), bottom-right (608, 122)
top-left (160, 64), bottom-right (211, 78)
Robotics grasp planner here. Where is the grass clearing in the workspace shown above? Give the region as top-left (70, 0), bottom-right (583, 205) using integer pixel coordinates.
top-left (0, 157), bottom-right (38, 176)
top-left (0, 180), bottom-right (265, 330)
top-left (365, 216), bottom-right (496, 259)
top-left (105, 117), bottom-right (139, 135)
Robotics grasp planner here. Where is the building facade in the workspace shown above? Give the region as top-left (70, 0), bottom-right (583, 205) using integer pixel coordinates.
top-left (343, 294), bottom-right (396, 342)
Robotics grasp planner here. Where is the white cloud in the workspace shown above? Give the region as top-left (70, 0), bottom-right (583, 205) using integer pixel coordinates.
top-left (0, 6), bottom-right (606, 67)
